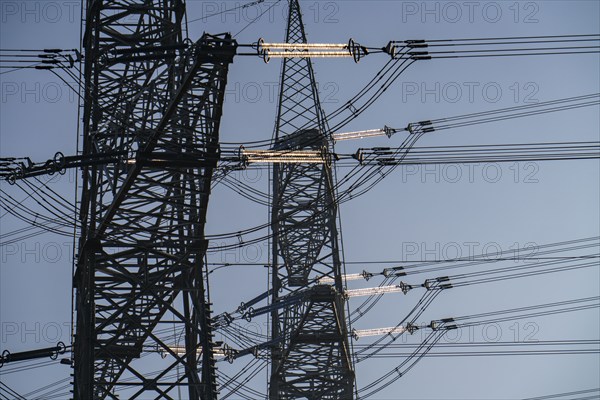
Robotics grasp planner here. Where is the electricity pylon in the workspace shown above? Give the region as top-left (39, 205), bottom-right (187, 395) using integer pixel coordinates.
top-left (73, 1), bottom-right (235, 398)
top-left (269, 0), bottom-right (355, 398)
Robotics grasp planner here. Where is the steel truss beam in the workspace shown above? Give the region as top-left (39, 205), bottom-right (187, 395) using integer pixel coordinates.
top-left (270, 1), bottom-right (355, 398)
top-left (74, 1), bottom-right (235, 398)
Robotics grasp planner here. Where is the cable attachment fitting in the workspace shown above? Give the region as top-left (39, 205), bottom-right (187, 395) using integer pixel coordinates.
top-left (405, 323), bottom-right (419, 335)
top-left (361, 270), bottom-right (374, 281)
top-left (243, 307), bottom-right (255, 322)
top-left (383, 42), bottom-right (398, 59)
top-left (52, 151), bottom-right (66, 174)
top-left (399, 281), bottom-right (412, 294)
top-left (223, 343), bottom-right (237, 364)
top-left (348, 38), bottom-right (368, 63)
top-left (222, 312), bottom-right (233, 327)
top-left (256, 38), bottom-right (270, 63)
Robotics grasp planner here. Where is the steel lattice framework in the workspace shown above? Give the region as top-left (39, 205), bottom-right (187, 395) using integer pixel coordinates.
top-left (269, 0), bottom-right (355, 398)
top-left (74, 1), bottom-right (235, 398)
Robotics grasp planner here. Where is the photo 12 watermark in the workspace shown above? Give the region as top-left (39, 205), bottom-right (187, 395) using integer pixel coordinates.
top-left (400, 2), bottom-right (540, 24)
top-left (434, 321), bottom-right (540, 343)
top-left (1, 241), bottom-right (74, 265)
top-left (400, 162), bottom-right (540, 184)
top-left (211, 240), bottom-right (270, 266)
top-left (196, 1), bottom-right (339, 25)
top-left (401, 81), bottom-right (540, 104)
top-left (1, 81), bottom-right (79, 104)
top-left (224, 80), bottom-right (339, 104)
top-left (399, 240), bottom-right (539, 262)
top-left (1, 321), bottom-right (71, 345)
top-left (1, 1), bottom-right (80, 24)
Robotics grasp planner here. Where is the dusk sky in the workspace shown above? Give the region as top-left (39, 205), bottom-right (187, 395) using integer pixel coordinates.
top-left (1, 1), bottom-right (599, 399)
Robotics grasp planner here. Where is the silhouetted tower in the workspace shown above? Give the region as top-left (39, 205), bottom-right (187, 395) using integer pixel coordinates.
top-left (269, 0), bottom-right (355, 398)
top-left (73, 1), bottom-right (235, 398)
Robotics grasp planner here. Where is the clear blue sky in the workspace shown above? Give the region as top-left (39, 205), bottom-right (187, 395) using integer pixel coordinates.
top-left (1, 1), bottom-right (599, 399)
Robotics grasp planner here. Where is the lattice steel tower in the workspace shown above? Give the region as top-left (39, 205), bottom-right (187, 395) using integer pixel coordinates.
top-left (269, 0), bottom-right (355, 398)
top-left (73, 1), bottom-right (235, 398)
